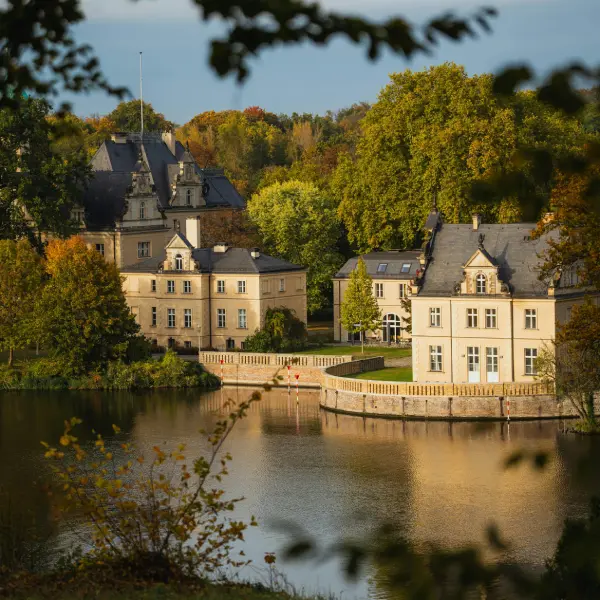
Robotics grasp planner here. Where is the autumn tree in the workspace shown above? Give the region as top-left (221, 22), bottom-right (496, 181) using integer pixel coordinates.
top-left (340, 258), bottom-right (381, 353)
top-left (0, 98), bottom-right (89, 246)
top-left (0, 240), bottom-right (44, 366)
top-left (334, 63), bottom-right (588, 252)
top-left (36, 237), bottom-right (141, 375)
top-left (247, 181), bottom-right (343, 313)
top-left (107, 100), bottom-right (174, 133)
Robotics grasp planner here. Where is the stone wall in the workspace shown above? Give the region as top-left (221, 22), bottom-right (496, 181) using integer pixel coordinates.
top-left (199, 351), bottom-right (353, 388)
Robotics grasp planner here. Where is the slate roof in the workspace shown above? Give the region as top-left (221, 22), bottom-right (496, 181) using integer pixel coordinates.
top-left (335, 250), bottom-right (422, 280)
top-left (122, 247), bottom-right (305, 275)
top-left (419, 223), bottom-right (558, 298)
top-left (82, 136), bottom-right (245, 226)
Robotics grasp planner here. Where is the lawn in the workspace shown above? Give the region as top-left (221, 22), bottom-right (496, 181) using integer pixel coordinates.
top-left (348, 366), bottom-right (413, 382)
top-left (296, 345), bottom-right (411, 359)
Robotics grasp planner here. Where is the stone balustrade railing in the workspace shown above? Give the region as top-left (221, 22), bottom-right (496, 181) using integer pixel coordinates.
top-left (199, 351), bottom-right (352, 369)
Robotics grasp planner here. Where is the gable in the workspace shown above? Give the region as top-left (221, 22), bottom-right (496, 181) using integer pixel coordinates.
top-left (463, 249), bottom-right (496, 270)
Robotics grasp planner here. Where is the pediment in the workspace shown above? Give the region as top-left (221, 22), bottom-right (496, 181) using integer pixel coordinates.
top-left (463, 248), bottom-right (497, 270)
top-left (165, 232), bottom-right (194, 250)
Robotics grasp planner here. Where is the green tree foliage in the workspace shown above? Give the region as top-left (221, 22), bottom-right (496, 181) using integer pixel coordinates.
top-left (0, 99), bottom-right (89, 246)
top-left (247, 181), bottom-right (343, 313)
top-left (340, 257), bottom-right (381, 352)
top-left (36, 237), bottom-right (142, 375)
top-left (0, 240), bottom-right (44, 366)
top-left (334, 63), bottom-right (588, 251)
top-left (107, 100), bottom-right (174, 133)
top-left (243, 307), bottom-right (308, 353)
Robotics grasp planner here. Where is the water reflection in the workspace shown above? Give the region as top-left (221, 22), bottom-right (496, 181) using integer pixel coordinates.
top-left (1, 388), bottom-right (599, 599)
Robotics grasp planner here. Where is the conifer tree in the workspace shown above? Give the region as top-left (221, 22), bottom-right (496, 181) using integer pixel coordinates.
top-left (340, 257), bottom-right (381, 353)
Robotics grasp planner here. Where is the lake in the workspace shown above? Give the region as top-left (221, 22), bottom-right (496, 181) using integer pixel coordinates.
top-left (1, 387), bottom-right (600, 598)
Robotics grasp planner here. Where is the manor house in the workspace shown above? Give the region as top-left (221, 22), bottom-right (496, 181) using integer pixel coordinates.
top-left (121, 218), bottom-right (307, 351)
top-left (75, 132), bottom-right (244, 267)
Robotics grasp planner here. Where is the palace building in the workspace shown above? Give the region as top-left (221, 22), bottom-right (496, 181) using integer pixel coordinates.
top-left (121, 218), bottom-right (307, 351)
top-left (75, 132), bottom-right (244, 267)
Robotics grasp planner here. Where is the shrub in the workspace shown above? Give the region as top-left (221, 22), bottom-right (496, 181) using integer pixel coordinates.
top-left (244, 308), bottom-right (308, 353)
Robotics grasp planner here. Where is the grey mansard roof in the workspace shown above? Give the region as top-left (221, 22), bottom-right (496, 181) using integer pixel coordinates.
top-left (122, 248), bottom-right (305, 275)
top-left (419, 223), bottom-right (558, 298)
top-left (82, 135), bottom-right (244, 227)
top-left (335, 250), bottom-right (422, 280)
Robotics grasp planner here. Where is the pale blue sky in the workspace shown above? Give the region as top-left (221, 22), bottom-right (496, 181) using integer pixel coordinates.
top-left (62, 0), bottom-right (600, 124)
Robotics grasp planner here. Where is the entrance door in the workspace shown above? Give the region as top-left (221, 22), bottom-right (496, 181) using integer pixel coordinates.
top-left (467, 346), bottom-right (480, 383)
top-left (486, 347), bottom-right (499, 383)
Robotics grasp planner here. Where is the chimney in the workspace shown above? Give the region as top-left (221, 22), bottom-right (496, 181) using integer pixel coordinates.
top-left (250, 248), bottom-right (260, 259)
top-left (213, 242), bottom-right (229, 253)
top-left (472, 213), bottom-right (482, 231)
top-left (186, 217), bottom-right (201, 249)
top-left (162, 132), bottom-right (177, 156)
top-left (111, 132), bottom-right (128, 144)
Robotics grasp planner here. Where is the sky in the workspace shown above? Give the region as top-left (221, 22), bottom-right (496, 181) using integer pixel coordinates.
top-left (60, 0), bottom-right (600, 125)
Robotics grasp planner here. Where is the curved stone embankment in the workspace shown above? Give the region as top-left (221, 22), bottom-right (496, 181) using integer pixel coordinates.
top-left (320, 358), bottom-right (597, 421)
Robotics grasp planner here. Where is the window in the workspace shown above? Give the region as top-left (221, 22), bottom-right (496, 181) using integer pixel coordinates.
top-left (399, 283), bottom-right (406, 298)
top-left (167, 280), bottom-right (175, 294)
top-left (184, 308), bottom-right (192, 329)
top-left (525, 348), bottom-right (538, 375)
top-left (375, 283), bottom-right (384, 298)
top-left (382, 314), bottom-right (401, 342)
top-left (237, 280), bottom-right (246, 294)
top-left (377, 263), bottom-right (388, 273)
top-left (175, 254), bottom-right (183, 271)
top-left (183, 280), bottom-right (191, 294)
top-left (137, 242), bottom-right (150, 258)
top-left (151, 307), bottom-right (157, 327)
top-left (168, 337), bottom-right (176, 348)
top-left (467, 308), bottom-right (478, 328)
top-left (347, 331), bottom-right (362, 343)
top-left (226, 338), bottom-right (235, 350)
top-left (401, 263), bottom-right (411, 273)
top-left (95, 243), bottom-right (105, 257)
top-left (184, 341), bottom-right (192, 349)
top-left (238, 308), bottom-right (247, 329)
top-left (151, 279), bottom-right (156, 293)
top-left (139, 201), bottom-right (146, 220)
top-left (476, 273), bottom-right (487, 294)
top-left (262, 280), bottom-right (270, 294)
top-left (279, 278), bottom-right (285, 292)
top-left (217, 308), bottom-right (226, 328)
top-left (217, 280), bottom-right (225, 294)
top-left (485, 308), bottom-right (497, 329)
top-left (429, 307), bottom-right (441, 328)
top-left (429, 346), bottom-right (442, 372)
top-left (186, 189), bottom-right (193, 206)
top-left (525, 309), bottom-right (537, 329)
top-left (486, 347), bottom-right (499, 381)
top-left (167, 308), bottom-right (175, 328)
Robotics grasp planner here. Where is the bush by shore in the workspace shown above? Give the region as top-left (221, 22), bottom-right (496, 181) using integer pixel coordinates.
top-left (0, 351), bottom-right (220, 391)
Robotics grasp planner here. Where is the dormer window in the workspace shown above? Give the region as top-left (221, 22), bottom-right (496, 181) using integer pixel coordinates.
top-left (186, 189), bottom-right (193, 206)
top-left (476, 273), bottom-right (487, 294)
top-left (175, 254), bottom-right (183, 271)
top-left (139, 201), bottom-right (146, 220)
top-left (401, 263), bottom-right (411, 273)
top-left (377, 263), bottom-right (388, 273)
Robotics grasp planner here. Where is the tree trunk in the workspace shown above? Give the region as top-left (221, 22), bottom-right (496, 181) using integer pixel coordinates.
top-left (586, 391), bottom-right (596, 426)
top-left (8, 346), bottom-right (13, 367)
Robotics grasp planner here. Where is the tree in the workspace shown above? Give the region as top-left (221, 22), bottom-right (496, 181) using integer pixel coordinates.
top-left (0, 240), bottom-right (44, 366)
top-left (36, 237), bottom-right (141, 375)
top-left (340, 258), bottom-right (381, 353)
top-left (334, 63), bottom-right (588, 251)
top-left (536, 299), bottom-right (600, 431)
top-left (243, 307), bottom-right (308, 353)
top-left (0, 98), bottom-right (90, 246)
top-left (247, 180), bottom-right (343, 313)
top-left (107, 100), bottom-right (174, 133)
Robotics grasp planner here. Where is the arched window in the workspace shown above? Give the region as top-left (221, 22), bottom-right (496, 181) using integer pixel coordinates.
top-left (186, 189), bottom-right (193, 206)
top-left (476, 273), bottom-right (487, 294)
top-left (139, 201), bottom-right (146, 220)
top-left (382, 313), bottom-right (402, 343)
top-left (175, 254), bottom-right (183, 271)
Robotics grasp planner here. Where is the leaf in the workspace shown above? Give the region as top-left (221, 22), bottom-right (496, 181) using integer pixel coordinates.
top-left (492, 65), bottom-right (533, 96)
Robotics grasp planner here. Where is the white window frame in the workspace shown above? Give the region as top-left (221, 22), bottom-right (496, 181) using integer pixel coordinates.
top-left (217, 308), bottom-right (226, 329)
top-left (429, 345), bottom-right (442, 372)
top-left (95, 243), bottom-right (105, 257)
top-left (151, 279), bottom-right (156, 293)
top-left (279, 278), bottom-right (285, 292)
top-left (137, 241), bottom-right (150, 258)
top-left (525, 348), bottom-right (538, 375)
top-left (139, 201), bottom-right (146, 220)
top-left (399, 283), bottom-right (406, 298)
top-left (151, 306), bottom-right (157, 327)
top-left (175, 254), bottom-right (183, 271)
top-left (167, 280), bottom-right (175, 294)
top-left (167, 308), bottom-right (175, 328)
top-left (217, 280), bottom-right (225, 294)
top-left (429, 307), bottom-right (441, 328)
top-left (375, 283), bottom-right (384, 298)
top-left (238, 308), bottom-right (247, 329)
top-left (476, 273), bottom-right (487, 294)
top-left (525, 308), bottom-right (537, 330)
top-left (485, 308), bottom-right (497, 329)
top-left (184, 308), bottom-right (192, 329)
top-left (183, 280), bottom-right (191, 294)
top-left (467, 308), bottom-right (478, 328)
top-left (237, 280), bottom-right (247, 294)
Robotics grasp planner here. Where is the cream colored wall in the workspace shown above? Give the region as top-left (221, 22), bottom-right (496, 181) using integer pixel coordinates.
top-left (412, 296), bottom-right (556, 384)
top-left (333, 277), bottom-right (411, 342)
top-left (80, 231), bottom-right (118, 263)
top-left (118, 229), bottom-right (172, 268)
top-left (259, 272), bottom-right (307, 326)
